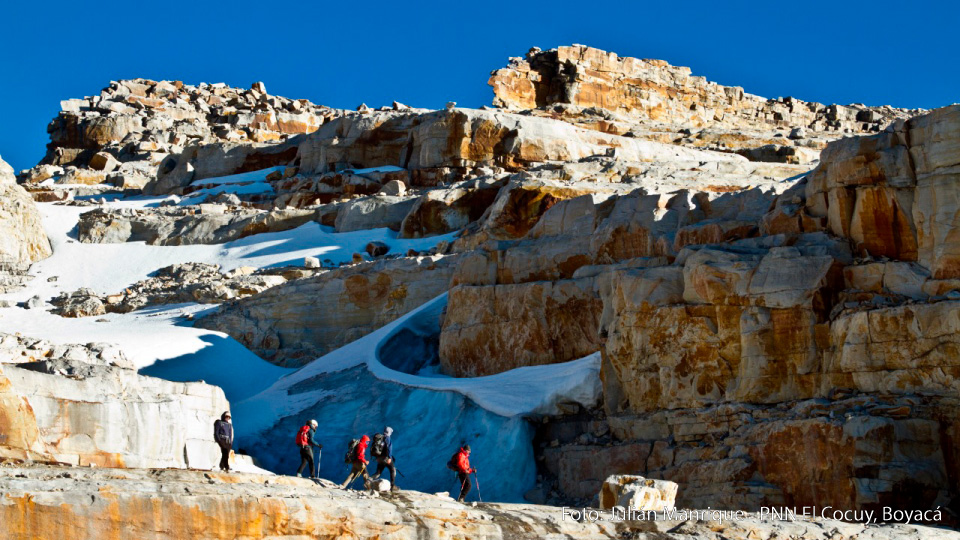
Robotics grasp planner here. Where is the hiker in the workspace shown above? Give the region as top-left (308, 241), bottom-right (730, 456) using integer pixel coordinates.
top-left (296, 419), bottom-right (323, 478)
top-left (213, 411), bottom-right (233, 472)
top-left (341, 435), bottom-right (371, 489)
top-left (372, 426), bottom-right (398, 491)
top-left (451, 444), bottom-right (476, 502)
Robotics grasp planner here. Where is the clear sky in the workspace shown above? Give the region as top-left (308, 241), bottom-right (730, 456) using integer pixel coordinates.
top-left (2, 0), bottom-right (956, 172)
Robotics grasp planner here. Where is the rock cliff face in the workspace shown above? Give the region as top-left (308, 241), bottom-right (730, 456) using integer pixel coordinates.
top-left (490, 106), bottom-right (960, 509)
top-left (0, 334), bottom-right (240, 470)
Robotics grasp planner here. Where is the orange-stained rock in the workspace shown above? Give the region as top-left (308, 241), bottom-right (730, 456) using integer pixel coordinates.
top-left (439, 279), bottom-right (602, 377)
top-left (490, 45), bottom-right (915, 140)
top-left (805, 105), bottom-right (960, 274)
top-left (5, 465), bottom-right (940, 540)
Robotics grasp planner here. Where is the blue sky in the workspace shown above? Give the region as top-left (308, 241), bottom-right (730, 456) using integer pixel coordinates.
top-left (2, 0), bottom-right (956, 172)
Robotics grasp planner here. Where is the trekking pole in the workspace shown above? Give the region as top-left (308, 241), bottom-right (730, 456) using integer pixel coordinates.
top-left (473, 471), bottom-right (482, 503)
top-left (316, 449), bottom-right (321, 479)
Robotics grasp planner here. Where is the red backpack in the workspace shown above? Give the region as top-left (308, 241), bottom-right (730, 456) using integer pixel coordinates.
top-left (296, 425), bottom-right (310, 446)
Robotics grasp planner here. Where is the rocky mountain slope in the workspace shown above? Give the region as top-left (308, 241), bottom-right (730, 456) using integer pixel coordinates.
top-left (1, 44), bottom-right (958, 537)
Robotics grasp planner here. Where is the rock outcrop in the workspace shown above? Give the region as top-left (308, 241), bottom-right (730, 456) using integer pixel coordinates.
top-left (4, 466), bottom-right (952, 540)
top-left (489, 45), bottom-right (920, 162)
top-left (805, 104), bottom-right (960, 277)
top-left (196, 255), bottom-right (461, 366)
top-left (7, 44), bottom-right (958, 533)
top-left (76, 205), bottom-right (315, 245)
top-left (0, 334), bottom-right (240, 470)
top-left (20, 79), bottom-right (342, 193)
top-left (0, 156), bottom-right (52, 292)
top-left (51, 263), bottom-right (297, 316)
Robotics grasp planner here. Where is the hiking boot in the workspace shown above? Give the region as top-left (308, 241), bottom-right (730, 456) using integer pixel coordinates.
top-left (457, 497), bottom-right (465, 503)
top-left (296, 473), bottom-right (302, 478)
top-left (391, 485), bottom-right (399, 492)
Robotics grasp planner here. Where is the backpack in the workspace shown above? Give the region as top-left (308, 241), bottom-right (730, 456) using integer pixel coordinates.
top-left (344, 438), bottom-right (360, 464)
top-left (446, 451), bottom-right (460, 472)
top-left (371, 433), bottom-right (386, 457)
top-left (214, 420), bottom-right (231, 446)
top-left (296, 425), bottom-right (310, 447)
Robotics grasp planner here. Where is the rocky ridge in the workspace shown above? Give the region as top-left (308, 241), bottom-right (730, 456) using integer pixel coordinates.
top-left (490, 45), bottom-right (922, 163)
top-left (18, 78), bottom-right (343, 191)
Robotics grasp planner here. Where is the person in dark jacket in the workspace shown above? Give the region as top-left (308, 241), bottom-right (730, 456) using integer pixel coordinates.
top-left (372, 426), bottom-right (398, 491)
top-left (341, 435), bottom-right (371, 489)
top-left (213, 411), bottom-right (234, 472)
top-left (453, 445), bottom-right (476, 502)
top-left (296, 419), bottom-right (322, 478)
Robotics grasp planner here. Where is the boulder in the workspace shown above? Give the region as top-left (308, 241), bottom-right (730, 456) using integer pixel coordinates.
top-left (365, 241), bottom-right (389, 257)
top-left (334, 196), bottom-right (417, 233)
top-left (77, 207), bottom-right (315, 245)
top-left (88, 151), bottom-right (120, 172)
top-left (598, 475), bottom-right (678, 512)
top-left (379, 179), bottom-right (406, 196)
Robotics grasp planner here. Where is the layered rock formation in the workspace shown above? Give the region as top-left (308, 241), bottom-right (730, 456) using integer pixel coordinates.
top-left (465, 106), bottom-right (960, 511)
top-left (0, 334), bottom-right (238, 470)
top-left (489, 45), bottom-right (921, 162)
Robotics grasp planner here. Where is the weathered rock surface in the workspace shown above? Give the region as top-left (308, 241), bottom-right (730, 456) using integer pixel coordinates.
top-left (20, 78), bottom-right (343, 194)
top-left (599, 474), bottom-right (678, 511)
top-left (440, 278), bottom-right (601, 377)
top-left (0, 154), bottom-right (15, 184)
top-left (489, 45), bottom-right (921, 161)
top-left (196, 255), bottom-right (460, 366)
top-left (0, 163), bottom-right (53, 292)
top-left (524, 108), bottom-right (960, 510)
top-left (805, 104), bottom-right (960, 277)
top-left (5, 466), bottom-right (950, 540)
top-left (0, 334), bottom-right (236, 470)
top-left (50, 263), bottom-right (297, 316)
top-left (76, 205), bottom-right (315, 245)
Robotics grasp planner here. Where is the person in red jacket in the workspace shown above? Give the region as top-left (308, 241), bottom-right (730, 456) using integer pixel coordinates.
top-left (295, 419), bottom-right (322, 478)
top-left (454, 445), bottom-right (476, 502)
top-left (340, 435), bottom-right (371, 489)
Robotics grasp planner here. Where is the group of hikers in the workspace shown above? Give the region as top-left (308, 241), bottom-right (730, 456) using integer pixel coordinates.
top-left (213, 413), bottom-right (479, 502)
